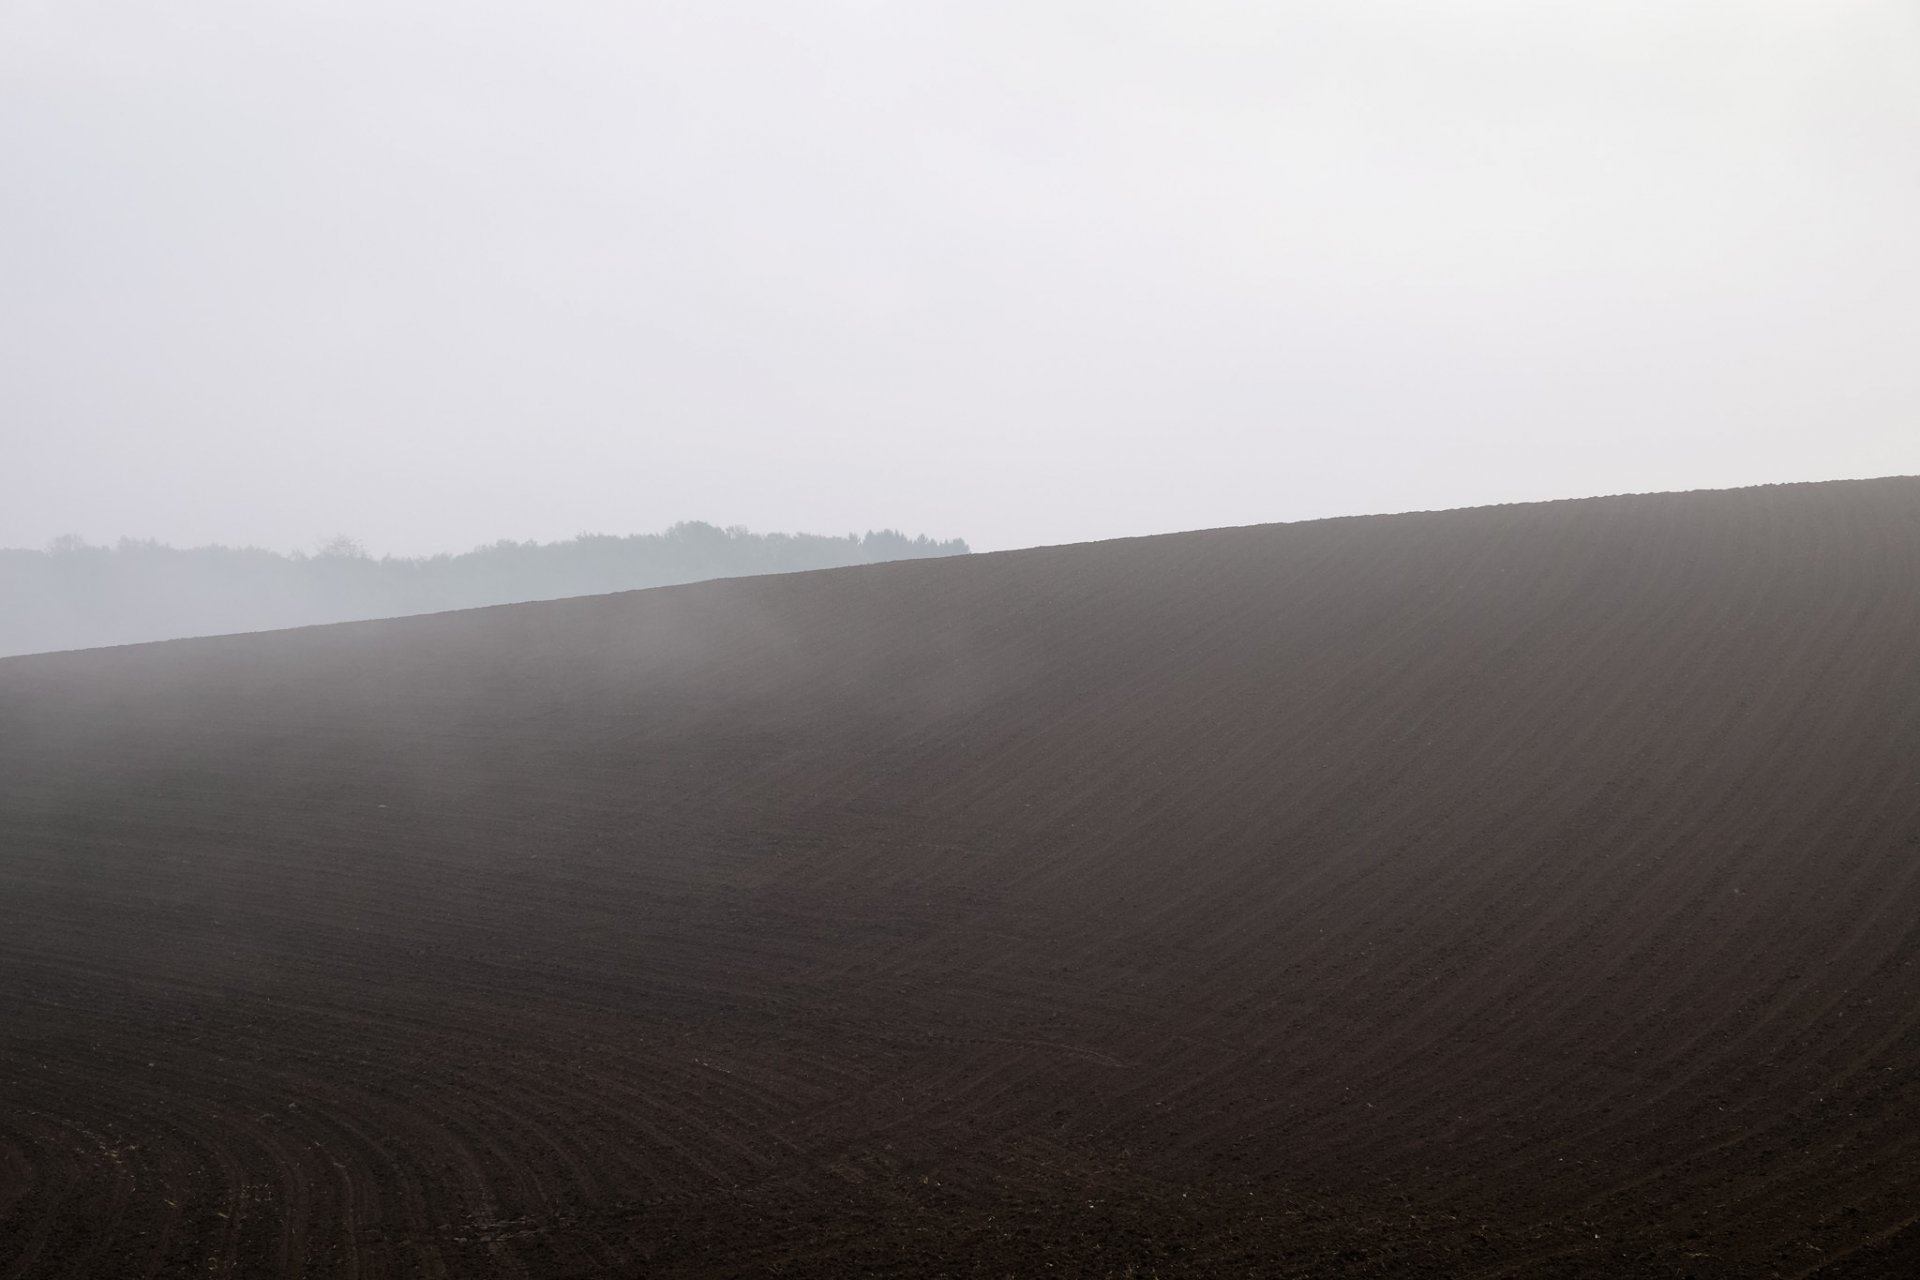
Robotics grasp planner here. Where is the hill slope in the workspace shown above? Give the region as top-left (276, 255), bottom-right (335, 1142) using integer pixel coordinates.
top-left (3, 478), bottom-right (1919, 1278)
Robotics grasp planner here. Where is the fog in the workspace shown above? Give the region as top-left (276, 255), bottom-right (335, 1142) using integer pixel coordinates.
top-left (4, 2), bottom-right (1916, 558)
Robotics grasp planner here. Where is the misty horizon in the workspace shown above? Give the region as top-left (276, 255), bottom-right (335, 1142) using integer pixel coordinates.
top-left (5, 4), bottom-right (1920, 1273)
top-left (0, 520), bottom-right (968, 658)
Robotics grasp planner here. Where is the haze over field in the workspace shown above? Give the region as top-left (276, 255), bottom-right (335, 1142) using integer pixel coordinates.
top-left (5, 479), bottom-right (1920, 1276)
top-left (8, 4), bottom-right (1920, 1276)
top-left (4, 2), bottom-right (1917, 555)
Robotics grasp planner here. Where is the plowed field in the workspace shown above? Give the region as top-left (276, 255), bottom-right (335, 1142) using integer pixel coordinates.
top-left (4, 478), bottom-right (1920, 1277)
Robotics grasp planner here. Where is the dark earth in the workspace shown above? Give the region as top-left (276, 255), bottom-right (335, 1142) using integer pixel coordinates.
top-left (4, 478), bottom-right (1920, 1277)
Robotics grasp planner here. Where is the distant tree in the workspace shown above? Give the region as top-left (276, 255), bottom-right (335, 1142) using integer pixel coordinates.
top-left (315, 535), bottom-right (369, 560)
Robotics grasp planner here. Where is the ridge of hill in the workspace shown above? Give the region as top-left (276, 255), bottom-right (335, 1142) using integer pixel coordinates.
top-left (3, 477), bottom-right (1919, 1277)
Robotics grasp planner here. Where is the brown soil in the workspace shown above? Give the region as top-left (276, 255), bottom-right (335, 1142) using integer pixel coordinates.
top-left (4, 478), bottom-right (1920, 1278)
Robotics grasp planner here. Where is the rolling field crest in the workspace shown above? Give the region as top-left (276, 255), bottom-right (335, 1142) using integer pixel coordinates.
top-left (4, 478), bottom-right (1920, 1276)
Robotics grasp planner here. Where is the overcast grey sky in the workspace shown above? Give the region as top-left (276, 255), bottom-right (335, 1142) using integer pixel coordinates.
top-left (4, 1), bottom-right (1915, 555)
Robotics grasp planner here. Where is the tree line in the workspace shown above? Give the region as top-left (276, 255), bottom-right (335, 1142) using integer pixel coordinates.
top-left (1, 523), bottom-right (969, 657)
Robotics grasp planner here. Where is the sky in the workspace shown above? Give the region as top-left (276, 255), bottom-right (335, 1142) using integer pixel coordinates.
top-left (4, 1), bottom-right (1916, 556)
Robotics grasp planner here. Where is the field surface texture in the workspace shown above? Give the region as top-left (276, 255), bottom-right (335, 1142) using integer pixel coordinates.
top-left (4, 479), bottom-right (1920, 1278)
